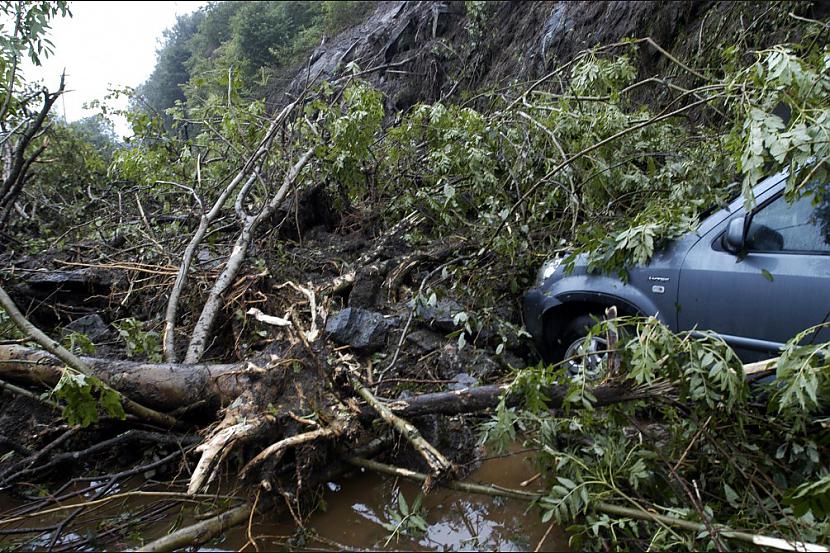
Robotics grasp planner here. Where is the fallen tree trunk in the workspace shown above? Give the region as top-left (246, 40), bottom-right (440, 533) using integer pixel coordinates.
top-left (0, 344), bottom-right (246, 411)
top-left (0, 344), bottom-right (669, 421)
top-left (373, 380), bottom-right (671, 420)
top-left (0, 286), bottom-right (179, 428)
top-left (0, 343), bottom-right (777, 419)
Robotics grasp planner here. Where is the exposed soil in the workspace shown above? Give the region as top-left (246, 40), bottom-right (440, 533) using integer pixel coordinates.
top-left (2, 2), bottom-right (823, 550)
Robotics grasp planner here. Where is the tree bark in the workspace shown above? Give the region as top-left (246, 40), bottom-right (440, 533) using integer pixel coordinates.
top-left (0, 286), bottom-right (180, 428)
top-left (184, 148), bottom-right (314, 364)
top-left (0, 343), bottom-right (773, 420)
top-left (0, 344), bottom-right (245, 411)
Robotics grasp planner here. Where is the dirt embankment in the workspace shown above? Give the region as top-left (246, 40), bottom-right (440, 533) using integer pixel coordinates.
top-left (1, 2), bottom-right (827, 550)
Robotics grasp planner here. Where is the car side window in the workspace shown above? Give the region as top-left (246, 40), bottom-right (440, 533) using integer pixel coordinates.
top-left (747, 192), bottom-right (830, 253)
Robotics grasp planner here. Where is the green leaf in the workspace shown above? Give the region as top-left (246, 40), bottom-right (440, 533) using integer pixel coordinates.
top-left (397, 492), bottom-right (409, 516)
top-left (724, 483), bottom-right (740, 508)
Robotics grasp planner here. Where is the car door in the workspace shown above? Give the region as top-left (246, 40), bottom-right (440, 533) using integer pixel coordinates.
top-left (677, 187), bottom-right (830, 360)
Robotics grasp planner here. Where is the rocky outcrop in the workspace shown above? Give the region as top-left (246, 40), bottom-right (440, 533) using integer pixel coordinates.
top-left (279, 1), bottom-right (822, 113)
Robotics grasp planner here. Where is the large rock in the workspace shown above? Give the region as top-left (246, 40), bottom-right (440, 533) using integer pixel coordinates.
top-left (405, 329), bottom-right (445, 353)
top-left (437, 343), bottom-right (502, 381)
top-left (62, 314), bottom-right (110, 343)
top-left (413, 298), bottom-right (463, 333)
top-left (24, 268), bottom-right (115, 288)
top-left (325, 307), bottom-right (389, 354)
top-left (348, 266), bottom-right (384, 309)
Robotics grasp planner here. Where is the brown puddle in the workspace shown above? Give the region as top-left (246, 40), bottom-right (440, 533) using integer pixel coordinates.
top-left (217, 448), bottom-right (569, 552)
top-left (0, 449), bottom-right (569, 551)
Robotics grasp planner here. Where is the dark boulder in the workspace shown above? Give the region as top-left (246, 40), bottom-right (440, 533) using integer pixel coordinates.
top-left (413, 298), bottom-right (463, 333)
top-left (405, 329), bottom-right (445, 353)
top-left (63, 313), bottom-right (111, 343)
top-left (325, 307), bottom-right (389, 354)
top-left (348, 266), bottom-right (384, 309)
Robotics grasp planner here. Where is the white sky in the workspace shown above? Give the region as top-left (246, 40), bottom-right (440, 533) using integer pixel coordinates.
top-left (22, 1), bottom-right (207, 138)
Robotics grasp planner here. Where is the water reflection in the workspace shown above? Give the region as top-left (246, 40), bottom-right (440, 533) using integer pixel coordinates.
top-left (0, 450), bottom-right (569, 551)
top-left (307, 449), bottom-right (568, 551)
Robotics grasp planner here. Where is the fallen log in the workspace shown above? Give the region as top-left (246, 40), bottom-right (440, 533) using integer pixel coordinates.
top-left (0, 343), bottom-right (778, 420)
top-left (0, 343), bottom-right (247, 411)
top-left (373, 359), bottom-right (776, 420)
top-left (372, 380), bottom-right (670, 420)
top-left (0, 286), bottom-right (179, 428)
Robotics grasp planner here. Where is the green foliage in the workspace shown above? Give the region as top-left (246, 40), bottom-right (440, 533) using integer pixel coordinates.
top-left (51, 371), bottom-right (125, 428)
top-left (477, 397), bottom-right (519, 453)
top-left (62, 331), bottom-right (95, 356)
top-left (113, 318), bottom-right (161, 362)
top-left (483, 316), bottom-right (829, 550)
top-left (0, 306), bottom-right (24, 340)
top-left (728, 44), bottom-right (830, 207)
top-left (139, 1), bottom-right (377, 115)
top-left (770, 323), bottom-right (830, 430)
top-left (0, 1), bottom-right (69, 139)
top-left (382, 51), bottom-right (734, 286)
top-left (788, 472), bottom-right (830, 518)
top-left (381, 491), bottom-right (428, 545)
top-left (464, 1), bottom-right (489, 46)
top-left (16, 117), bottom-right (117, 242)
top-left (310, 80), bottom-right (384, 195)
top-left (0, 1), bottom-right (68, 64)
top-left (320, 1), bottom-right (376, 36)
top-left (579, 208), bottom-right (698, 281)
top-left (137, 9), bottom-right (205, 123)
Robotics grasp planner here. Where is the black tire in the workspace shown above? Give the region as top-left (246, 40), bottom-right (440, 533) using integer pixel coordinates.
top-left (548, 313), bottom-right (601, 364)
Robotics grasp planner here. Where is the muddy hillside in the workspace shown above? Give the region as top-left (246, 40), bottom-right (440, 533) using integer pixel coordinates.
top-left (1, 1), bottom-right (829, 551)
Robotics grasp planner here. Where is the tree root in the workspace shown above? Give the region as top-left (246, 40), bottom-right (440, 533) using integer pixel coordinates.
top-left (239, 420), bottom-right (345, 483)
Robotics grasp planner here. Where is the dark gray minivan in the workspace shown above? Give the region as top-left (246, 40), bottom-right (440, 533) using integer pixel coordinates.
top-left (523, 172), bottom-right (830, 368)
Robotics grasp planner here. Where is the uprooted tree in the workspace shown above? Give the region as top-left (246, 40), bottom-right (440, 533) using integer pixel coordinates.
top-left (1, 1), bottom-right (829, 551)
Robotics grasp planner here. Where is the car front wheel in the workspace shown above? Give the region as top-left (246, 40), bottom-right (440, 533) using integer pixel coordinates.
top-left (550, 313), bottom-right (608, 380)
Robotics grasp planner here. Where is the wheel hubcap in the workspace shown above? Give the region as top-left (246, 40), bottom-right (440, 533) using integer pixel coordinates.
top-left (563, 335), bottom-right (608, 380)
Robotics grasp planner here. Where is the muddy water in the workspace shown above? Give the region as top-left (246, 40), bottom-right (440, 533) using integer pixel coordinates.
top-left (217, 449), bottom-right (569, 551)
top-left (0, 449), bottom-right (568, 551)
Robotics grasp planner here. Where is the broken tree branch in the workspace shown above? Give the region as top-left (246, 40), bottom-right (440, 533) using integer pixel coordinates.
top-left (184, 148), bottom-right (314, 364)
top-left (350, 374), bottom-right (453, 486)
top-left (163, 100), bottom-right (299, 363)
top-left (0, 285), bottom-right (180, 428)
top-left (138, 503), bottom-right (252, 553)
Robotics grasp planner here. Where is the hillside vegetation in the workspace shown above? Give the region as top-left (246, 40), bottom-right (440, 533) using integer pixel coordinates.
top-left (0, 1), bottom-right (828, 551)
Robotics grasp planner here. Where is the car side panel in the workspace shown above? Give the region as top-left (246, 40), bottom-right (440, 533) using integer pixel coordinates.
top-left (677, 178), bottom-right (830, 358)
top-left (530, 241), bottom-right (694, 328)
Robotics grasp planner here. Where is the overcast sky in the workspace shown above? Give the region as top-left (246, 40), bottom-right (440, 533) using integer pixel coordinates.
top-left (22, 1), bottom-right (206, 138)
